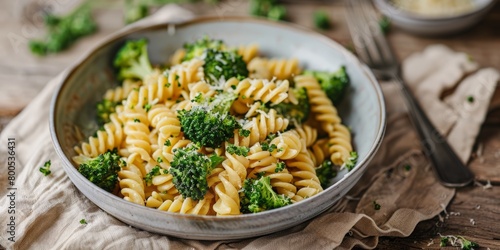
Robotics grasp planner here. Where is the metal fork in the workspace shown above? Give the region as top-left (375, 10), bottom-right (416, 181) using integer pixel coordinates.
top-left (345, 0), bottom-right (474, 187)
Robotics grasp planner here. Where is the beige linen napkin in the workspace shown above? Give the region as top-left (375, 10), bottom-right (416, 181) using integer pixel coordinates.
top-left (0, 5), bottom-right (498, 250)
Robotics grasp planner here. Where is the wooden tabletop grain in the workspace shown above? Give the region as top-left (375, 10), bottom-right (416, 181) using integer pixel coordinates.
top-left (1, 1), bottom-right (499, 249)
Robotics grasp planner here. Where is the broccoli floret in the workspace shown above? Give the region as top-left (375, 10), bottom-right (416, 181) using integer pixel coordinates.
top-left (313, 11), bottom-right (331, 30)
top-left (344, 151), bottom-right (358, 171)
top-left (39, 160), bottom-right (52, 176)
top-left (315, 160), bottom-right (337, 188)
top-left (240, 175), bottom-right (292, 213)
top-left (203, 49), bottom-right (249, 84)
top-left (250, 0), bottom-right (286, 21)
top-left (182, 37), bottom-right (225, 62)
top-left (267, 5), bottom-right (286, 21)
top-left (113, 39), bottom-right (153, 81)
top-left (273, 87), bottom-right (310, 123)
top-left (77, 149), bottom-right (124, 192)
top-left (439, 235), bottom-right (478, 250)
top-left (178, 92), bottom-right (240, 148)
top-left (29, 4), bottom-right (97, 56)
top-left (379, 15), bottom-right (391, 34)
top-left (96, 99), bottom-right (117, 125)
top-left (170, 145), bottom-right (224, 200)
top-left (124, 0), bottom-right (148, 24)
top-left (304, 66), bottom-right (350, 105)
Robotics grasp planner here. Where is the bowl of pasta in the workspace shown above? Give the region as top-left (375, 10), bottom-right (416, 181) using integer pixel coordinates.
top-left (50, 16), bottom-right (386, 240)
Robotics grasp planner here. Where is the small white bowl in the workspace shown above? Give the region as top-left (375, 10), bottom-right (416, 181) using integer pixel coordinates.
top-left (374, 0), bottom-right (497, 36)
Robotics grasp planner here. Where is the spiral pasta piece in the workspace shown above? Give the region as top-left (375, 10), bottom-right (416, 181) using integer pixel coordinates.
top-left (295, 75), bottom-right (341, 135)
top-left (169, 48), bottom-right (186, 66)
top-left (163, 58), bottom-right (204, 100)
top-left (237, 44), bottom-right (259, 63)
top-left (213, 172), bottom-right (241, 215)
top-left (295, 125), bottom-right (318, 148)
top-left (270, 130), bottom-right (303, 160)
top-left (286, 151), bottom-right (323, 202)
top-left (308, 138), bottom-right (329, 167)
top-left (147, 105), bottom-right (181, 147)
top-left (119, 163), bottom-right (146, 205)
top-left (225, 78), bottom-right (289, 114)
top-left (236, 109), bottom-right (289, 147)
top-left (103, 79), bottom-right (141, 103)
top-left (75, 112), bottom-right (125, 158)
top-left (328, 123), bottom-right (353, 166)
top-left (248, 57), bottom-right (301, 80)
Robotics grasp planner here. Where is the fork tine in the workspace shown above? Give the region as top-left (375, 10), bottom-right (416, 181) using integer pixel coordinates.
top-left (345, 0), bottom-right (397, 68)
top-left (345, 0), bottom-right (372, 65)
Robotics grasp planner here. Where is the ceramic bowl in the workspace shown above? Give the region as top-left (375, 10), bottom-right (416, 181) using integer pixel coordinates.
top-left (50, 17), bottom-right (386, 240)
top-left (374, 0), bottom-right (497, 36)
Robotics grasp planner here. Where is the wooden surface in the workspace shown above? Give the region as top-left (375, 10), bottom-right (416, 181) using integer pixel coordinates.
top-left (1, 1), bottom-right (499, 249)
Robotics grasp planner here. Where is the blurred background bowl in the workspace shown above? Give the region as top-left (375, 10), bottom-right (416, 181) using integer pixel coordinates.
top-left (50, 17), bottom-right (386, 240)
top-left (374, 0), bottom-right (498, 36)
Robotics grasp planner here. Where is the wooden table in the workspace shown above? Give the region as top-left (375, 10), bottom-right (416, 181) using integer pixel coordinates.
top-left (1, 1), bottom-right (498, 249)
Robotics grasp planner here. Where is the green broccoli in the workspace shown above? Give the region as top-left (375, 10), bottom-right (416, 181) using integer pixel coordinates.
top-left (439, 235), bottom-right (478, 250)
top-left (203, 49), bottom-right (249, 84)
top-left (77, 149), bottom-right (124, 192)
top-left (182, 37), bottom-right (225, 62)
top-left (29, 4), bottom-right (97, 56)
top-left (39, 160), bottom-right (52, 176)
top-left (315, 160), bottom-right (337, 188)
top-left (313, 11), bottom-right (331, 30)
top-left (113, 39), bottom-right (153, 81)
top-left (250, 0), bottom-right (286, 21)
top-left (124, 0), bottom-right (149, 24)
top-left (96, 99), bottom-right (117, 125)
top-left (272, 87), bottom-right (310, 123)
top-left (240, 175), bottom-right (292, 213)
top-left (178, 92), bottom-right (240, 148)
top-left (304, 66), bottom-right (350, 105)
top-left (267, 5), bottom-right (287, 21)
top-left (170, 145), bottom-right (224, 200)
top-left (344, 151), bottom-right (358, 171)
top-left (379, 15), bottom-right (391, 34)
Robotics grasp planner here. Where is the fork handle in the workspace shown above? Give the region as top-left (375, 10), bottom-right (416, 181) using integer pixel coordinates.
top-left (393, 74), bottom-right (474, 187)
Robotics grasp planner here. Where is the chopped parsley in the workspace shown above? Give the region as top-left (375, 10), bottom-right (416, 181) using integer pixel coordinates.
top-left (404, 164), bottom-right (411, 171)
top-left (79, 219), bottom-right (87, 225)
top-left (467, 96), bottom-right (474, 103)
top-left (226, 144), bottom-right (250, 157)
top-left (275, 162), bottom-right (286, 172)
top-left (373, 200), bottom-right (381, 210)
top-left (143, 103), bottom-right (152, 112)
top-left (239, 129), bottom-right (251, 137)
top-left (144, 166), bottom-right (167, 186)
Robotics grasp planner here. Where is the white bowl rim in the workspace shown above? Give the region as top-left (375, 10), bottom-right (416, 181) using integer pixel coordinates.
top-left (49, 16), bottom-right (386, 223)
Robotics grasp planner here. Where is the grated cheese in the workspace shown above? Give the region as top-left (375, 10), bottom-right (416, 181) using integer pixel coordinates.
top-left (392, 0), bottom-right (475, 17)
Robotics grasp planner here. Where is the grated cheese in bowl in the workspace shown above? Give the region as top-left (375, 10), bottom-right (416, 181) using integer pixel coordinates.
top-left (392, 0), bottom-right (476, 17)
